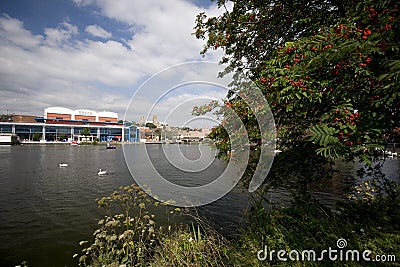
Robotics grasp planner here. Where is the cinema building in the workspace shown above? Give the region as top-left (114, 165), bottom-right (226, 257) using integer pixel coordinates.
top-left (0, 107), bottom-right (140, 143)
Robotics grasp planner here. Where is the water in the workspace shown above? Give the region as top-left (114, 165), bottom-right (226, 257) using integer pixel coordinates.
top-left (0, 145), bottom-right (399, 266)
top-left (0, 144), bottom-right (249, 266)
top-left (0, 145), bottom-right (132, 266)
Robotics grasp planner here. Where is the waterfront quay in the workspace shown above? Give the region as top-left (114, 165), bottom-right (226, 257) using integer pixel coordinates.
top-left (0, 106), bottom-right (210, 144)
top-left (0, 107), bottom-right (138, 143)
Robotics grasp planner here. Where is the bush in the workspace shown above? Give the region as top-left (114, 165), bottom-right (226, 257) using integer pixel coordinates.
top-left (75, 185), bottom-right (230, 267)
top-left (75, 185), bottom-right (399, 266)
top-left (76, 185), bottom-right (172, 266)
top-left (229, 196), bottom-right (400, 266)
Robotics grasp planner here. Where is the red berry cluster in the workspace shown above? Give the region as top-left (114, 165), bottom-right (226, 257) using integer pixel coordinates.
top-left (333, 109), bottom-right (361, 126)
top-left (368, 7), bottom-right (379, 23)
top-left (362, 27), bottom-right (372, 40)
top-left (359, 56), bottom-right (372, 67)
top-left (260, 76), bottom-right (275, 88)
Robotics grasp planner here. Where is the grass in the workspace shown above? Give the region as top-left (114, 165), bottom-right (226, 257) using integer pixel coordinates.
top-left (151, 223), bottom-right (230, 267)
top-left (75, 185), bottom-right (399, 266)
top-left (229, 196), bottom-right (399, 266)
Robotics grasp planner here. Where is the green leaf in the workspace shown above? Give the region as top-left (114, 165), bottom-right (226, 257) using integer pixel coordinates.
top-left (308, 125), bottom-right (339, 147)
top-left (359, 154), bottom-right (372, 166)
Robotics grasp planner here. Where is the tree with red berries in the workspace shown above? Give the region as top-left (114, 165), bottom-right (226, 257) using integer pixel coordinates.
top-left (194, 0), bottom-right (399, 190)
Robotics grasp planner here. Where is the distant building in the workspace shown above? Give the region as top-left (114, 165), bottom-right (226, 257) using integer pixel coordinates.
top-left (139, 115), bottom-right (145, 126)
top-left (0, 114), bottom-right (37, 123)
top-left (152, 114), bottom-right (158, 125)
top-left (178, 127), bottom-right (211, 142)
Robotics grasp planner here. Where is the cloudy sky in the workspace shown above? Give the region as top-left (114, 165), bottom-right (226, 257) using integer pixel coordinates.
top-left (0, 0), bottom-right (230, 126)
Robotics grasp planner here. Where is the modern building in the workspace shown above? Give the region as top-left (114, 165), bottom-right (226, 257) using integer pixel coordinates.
top-left (0, 107), bottom-right (125, 143)
top-left (0, 108), bottom-right (211, 144)
top-left (123, 122), bottom-right (140, 143)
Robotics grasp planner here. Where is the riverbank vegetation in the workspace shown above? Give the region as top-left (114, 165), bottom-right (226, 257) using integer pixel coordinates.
top-left (76, 184), bottom-right (399, 266)
top-left (75, 185), bottom-right (231, 266)
top-left (76, 0), bottom-right (399, 265)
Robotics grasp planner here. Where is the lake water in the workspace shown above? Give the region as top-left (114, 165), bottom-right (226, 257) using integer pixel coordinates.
top-left (0, 144), bottom-right (249, 266)
top-left (0, 144), bottom-right (398, 266)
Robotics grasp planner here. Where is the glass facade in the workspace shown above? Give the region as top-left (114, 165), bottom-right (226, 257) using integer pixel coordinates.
top-left (0, 125), bottom-right (12, 134)
top-left (0, 123), bottom-right (124, 142)
top-left (44, 126), bottom-right (71, 141)
top-left (124, 125), bottom-right (140, 142)
top-left (15, 125), bottom-right (43, 141)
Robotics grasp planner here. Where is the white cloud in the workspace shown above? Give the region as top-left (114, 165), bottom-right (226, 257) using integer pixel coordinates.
top-left (0, 1), bottom-right (227, 122)
top-left (0, 14), bottom-right (42, 49)
top-left (44, 22), bottom-right (78, 47)
top-left (123, 90), bottom-right (226, 127)
top-left (85, 24), bottom-right (112, 39)
top-left (72, 0), bottom-right (95, 7)
top-left (152, 91), bottom-right (226, 127)
top-left (82, 0), bottom-right (223, 67)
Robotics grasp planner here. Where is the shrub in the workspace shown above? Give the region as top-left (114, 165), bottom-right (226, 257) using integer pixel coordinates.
top-left (76, 185), bottom-right (174, 266)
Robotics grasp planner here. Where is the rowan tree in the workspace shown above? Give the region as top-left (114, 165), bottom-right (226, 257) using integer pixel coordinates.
top-left (194, 0), bottom-right (399, 190)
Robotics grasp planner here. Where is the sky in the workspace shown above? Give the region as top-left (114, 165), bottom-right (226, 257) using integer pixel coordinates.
top-left (0, 0), bottom-right (230, 127)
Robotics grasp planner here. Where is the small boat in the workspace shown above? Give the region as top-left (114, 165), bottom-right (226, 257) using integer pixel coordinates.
top-left (106, 143), bottom-right (116, 149)
top-left (98, 169), bottom-right (107, 175)
top-left (59, 163), bottom-right (68, 167)
top-left (71, 141), bottom-right (79, 146)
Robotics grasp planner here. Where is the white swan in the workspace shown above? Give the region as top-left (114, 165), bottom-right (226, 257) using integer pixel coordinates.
top-left (59, 163), bottom-right (68, 167)
top-left (98, 169), bottom-right (107, 175)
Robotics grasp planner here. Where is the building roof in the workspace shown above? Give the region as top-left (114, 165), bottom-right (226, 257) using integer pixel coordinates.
top-left (45, 107), bottom-right (118, 119)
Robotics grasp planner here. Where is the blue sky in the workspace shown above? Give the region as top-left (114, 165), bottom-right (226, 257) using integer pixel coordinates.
top-left (0, 0), bottom-right (229, 126)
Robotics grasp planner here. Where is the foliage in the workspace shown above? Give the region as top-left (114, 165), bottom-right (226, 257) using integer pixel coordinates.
top-left (257, 0), bottom-right (399, 162)
top-left (230, 196), bottom-right (400, 266)
top-left (75, 184), bottom-right (230, 267)
top-left (347, 160), bottom-right (400, 202)
top-left (194, 0), bottom-right (400, 184)
top-left (57, 133), bottom-right (67, 141)
top-left (146, 122), bottom-right (157, 129)
top-left (32, 132), bottom-right (41, 141)
top-left (81, 127), bottom-right (91, 136)
top-left (75, 184), bottom-right (399, 266)
top-left (76, 185), bottom-right (176, 266)
top-left (195, 0), bottom-right (352, 71)
top-left (151, 223), bottom-right (229, 267)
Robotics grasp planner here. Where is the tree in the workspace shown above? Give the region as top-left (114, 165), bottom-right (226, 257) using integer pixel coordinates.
top-left (145, 122), bottom-right (157, 129)
top-left (81, 127), bottom-right (91, 136)
top-left (32, 132), bottom-right (42, 141)
top-left (194, 0), bottom-right (400, 190)
top-left (259, 1), bottom-right (399, 162)
top-left (195, 0), bottom-right (353, 73)
top-left (58, 133), bottom-right (67, 141)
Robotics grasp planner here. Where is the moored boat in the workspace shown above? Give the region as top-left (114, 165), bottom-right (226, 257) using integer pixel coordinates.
top-left (106, 143), bottom-right (116, 149)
